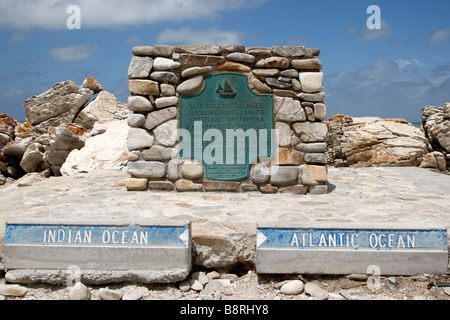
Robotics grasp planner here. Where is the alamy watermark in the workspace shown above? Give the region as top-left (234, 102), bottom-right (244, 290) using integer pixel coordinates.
top-left (366, 5), bottom-right (381, 30)
top-left (67, 5), bottom-right (81, 29)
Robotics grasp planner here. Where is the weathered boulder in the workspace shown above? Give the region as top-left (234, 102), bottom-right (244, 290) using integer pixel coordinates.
top-left (327, 115), bottom-right (431, 168)
top-left (422, 105), bottom-right (450, 156)
top-left (74, 91), bottom-right (118, 129)
top-left (44, 123), bottom-right (90, 176)
top-left (0, 113), bottom-right (19, 148)
top-left (24, 81), bottom-right (94, 134)
top-left (61, 119), bottom-right (129, 176)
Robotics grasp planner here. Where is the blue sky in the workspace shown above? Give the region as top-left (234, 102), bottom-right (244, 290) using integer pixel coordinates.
top-left (0, 0), bottom-right (449, 122)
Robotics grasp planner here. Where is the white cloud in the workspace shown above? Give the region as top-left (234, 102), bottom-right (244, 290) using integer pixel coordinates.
top-left (156, 27), bottom-right (244, 46)
top-left (48, 44), bottom-right (99, 62)
top-left (357, 20), bottom-right (394, 40)
top-left (0, 0), bottom-right (266, 30)
top-left (429, 28), bottom-right (450, 46)
top-left (394, 58), bottom-right (423, 70)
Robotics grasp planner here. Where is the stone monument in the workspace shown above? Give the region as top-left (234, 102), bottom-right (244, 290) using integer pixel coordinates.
top-left (125, 45), bottom-right (328, 194)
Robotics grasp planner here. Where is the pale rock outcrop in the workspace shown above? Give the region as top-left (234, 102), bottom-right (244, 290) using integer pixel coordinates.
top-left (327, 115), bottom-right (430, 168)
top-left (61, 119), bottom-right (129, 176)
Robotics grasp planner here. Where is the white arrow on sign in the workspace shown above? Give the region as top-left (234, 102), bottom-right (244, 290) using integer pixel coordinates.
top-left (257, 230), bottom-right (267, 248)
top-left (178, 229), bottom-right (189, 246)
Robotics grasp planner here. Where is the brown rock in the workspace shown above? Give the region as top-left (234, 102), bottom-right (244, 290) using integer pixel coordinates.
top-left (204, 181), bottom-right (240, 191)
top-left (216, 61), bottom-right (251, 73)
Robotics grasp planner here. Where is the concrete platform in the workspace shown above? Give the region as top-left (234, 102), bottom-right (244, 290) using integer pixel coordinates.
top-left (0, 167), bottom-right (449, 274)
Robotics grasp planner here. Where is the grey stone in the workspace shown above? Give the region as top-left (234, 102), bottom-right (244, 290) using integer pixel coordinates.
top-left (280, 280), bottom-right (304, 295)
top-left (174, 45), bottom-right (220, 55)
top-left (226, 52), bottom-right (255, 64)
top-left (270, 166), bottom-right (298, 186)
top-left (305, 282), bottom-right (328, 300)
top-left (153, 120), bottom-right (178, 147)
top-left (247, 47), bottom-right (272, 59)
top-left (276, 122), bottom-right (292, 147)
top-left (275, 96), bottom-right (306, 123)
top-left (219, 45), bottom-right (246, 53)
top-left (295, 142), bottom-right (327, 153)
top-left (127, 127), bottom-right (154, 150)
top-left (128, 56), bottom-right (153, 79)
top-left (167, 159), bottom-right (180, 181)
top-left (181, 66), bottom-right (213, 78)
top-left (179, 280), bottom-right (191, 292)
top-left (271, 46), bottom-right (305, 57)
top-left (153, 57), bottom-right (181, 71)
top-left (250, 162), bottom-right (270, 184)
top-left (132, 46), bottom-right (153, 56)
top-left (179, 54), bottom-right (225, 67)
top-left (24, 81), bottom-right (93, 130)
top-left (150, 71), bottom-right (180, 84)
top-left (265, 78), bottom-right (292, 89)
top-left (161, 84), bottom-right (176, 96)
top-left (144, 107), bottom-right (177, 131)
top-left (127, 113), bottom-right (145, 128)
top-left (291, 78), bottom-right (302, 91)
top-left (293, 122), bottom-right (328, 142)
top-left (127, 96), bottom-right (154, 113)
top-left (155, 96), bottom-right (178, 109)
top-left (297, 92), bottom-right (326, 103)
top-left (280, 69), bottom-right (299, 78)
top-left (122, 289), bottom-right (143, 300)
top-left (189, 279), bottom-right (203, 291)
top-left (191, 271), bottom-right (210, 286)
top-left (308, 185), bottom-right (328, 194)
top-left (2, 137), bottom-right (33, 159)
top-left (69, 282), bottom-right (90, 300)
top-left (153, 45), bottom-right (173, 57)
top-left (252, 69), bottom-right (280, 77)
top-left (143, 145), bottom-right (175, 161)
top-left (128, 161), bottom-right (166, 178)
top-left (99, 288), bottom-right (123, 300)
top-left (148, 181), bottom-right (175, 191)
top-left (304, 153), bottom-right (327, 164)
top-left (177, 75), bottom-right (204, 95)
top-left (314, 103), bottom-right (327, 121)
top-left (20, 143), bottom-right (47, 173)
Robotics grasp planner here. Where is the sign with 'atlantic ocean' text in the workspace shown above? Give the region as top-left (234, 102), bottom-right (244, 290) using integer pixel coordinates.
top-left (256, 221), bottom-right (448, 275)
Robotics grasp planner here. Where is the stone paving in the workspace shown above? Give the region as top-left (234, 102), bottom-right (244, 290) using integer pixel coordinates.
top-left (1, 167), bottom-right (449, 270)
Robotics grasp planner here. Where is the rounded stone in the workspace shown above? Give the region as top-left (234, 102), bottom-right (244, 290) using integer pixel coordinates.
top-left (180, 161), bottom-right (204, 180)
top-left (127, 113), bottom-right (145, 128)
top-left (177, 75), bottom-right (204, 95)
top-left (280, 280), bottom-right (304, 295)
top-left (99, 288), bottom-right (123, 300)
top-left (127, 96), bottom-right (154, 113)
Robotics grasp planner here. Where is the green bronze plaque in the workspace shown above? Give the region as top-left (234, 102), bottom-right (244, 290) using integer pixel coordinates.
top-left (179, 72), bottom-right (274, 181)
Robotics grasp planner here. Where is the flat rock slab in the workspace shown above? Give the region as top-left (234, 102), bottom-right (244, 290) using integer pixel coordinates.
top-left (256, 221), bottom-right (448, 275)
top-left (3, 218), bottom-right (191, 284)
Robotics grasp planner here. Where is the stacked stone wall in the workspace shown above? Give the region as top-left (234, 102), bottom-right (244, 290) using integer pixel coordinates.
top-left (125, 44), bottom-right (328, 194)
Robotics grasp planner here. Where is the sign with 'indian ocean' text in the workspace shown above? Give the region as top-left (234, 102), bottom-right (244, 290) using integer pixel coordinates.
top-left (256, 221), bottom-right (448, 275)
top-left (3, 218), bottom-right (191, 272)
